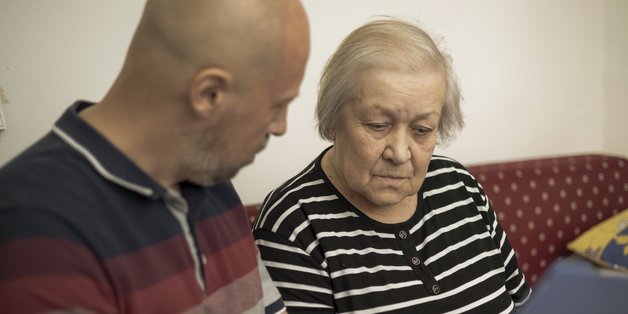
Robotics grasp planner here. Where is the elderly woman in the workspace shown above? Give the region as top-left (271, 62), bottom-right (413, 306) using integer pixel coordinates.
top-left (253, 18), bottom-right (531, 313)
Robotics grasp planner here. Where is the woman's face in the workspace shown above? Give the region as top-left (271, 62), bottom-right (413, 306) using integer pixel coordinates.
top-left (328, 68), bottom-right (446, 210)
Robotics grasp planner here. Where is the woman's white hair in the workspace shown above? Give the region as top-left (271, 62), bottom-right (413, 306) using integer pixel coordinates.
top-left (316, 17), bottom-right (464, 145)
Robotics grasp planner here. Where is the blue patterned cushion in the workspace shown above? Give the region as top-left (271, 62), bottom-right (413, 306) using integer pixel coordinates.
top-left (568, 208), bottom-right (628, 272)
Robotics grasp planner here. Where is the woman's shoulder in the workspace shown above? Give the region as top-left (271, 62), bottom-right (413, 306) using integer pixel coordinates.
top-left (254, 153), bottom-right (334, 232)
top-left (429, 154), bottom-right (466, 168)
top-left (425, 155), bottom-right (482, 193)
top-left (265, 161), bottom-right (324, 205)
top-left (427, 155), bottom-right (474, 178)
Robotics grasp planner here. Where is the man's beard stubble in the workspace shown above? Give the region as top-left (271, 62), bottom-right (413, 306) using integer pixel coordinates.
top-left (182, 134), bottom-right (269, 187)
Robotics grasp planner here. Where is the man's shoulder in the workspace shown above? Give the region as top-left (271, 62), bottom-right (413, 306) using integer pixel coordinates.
top-left (0, 133), bottom-right (88, 197)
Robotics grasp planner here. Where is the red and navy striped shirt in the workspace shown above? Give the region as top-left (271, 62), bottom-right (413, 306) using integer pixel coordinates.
top-left (0, 101), bottom-right (284, 314)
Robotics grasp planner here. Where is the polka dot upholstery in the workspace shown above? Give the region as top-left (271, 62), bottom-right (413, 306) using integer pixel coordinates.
top-left (467, 154), bottom-right (628, 286)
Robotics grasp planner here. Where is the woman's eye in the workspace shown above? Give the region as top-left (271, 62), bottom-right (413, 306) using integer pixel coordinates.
top-left (414, 127), bottom-right (432, 136)
top-left (369, 124), bottom-right (388, 131)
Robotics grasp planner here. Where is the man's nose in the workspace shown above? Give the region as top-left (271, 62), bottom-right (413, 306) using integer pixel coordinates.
top-left (268, 107), bottom-right (288, 136)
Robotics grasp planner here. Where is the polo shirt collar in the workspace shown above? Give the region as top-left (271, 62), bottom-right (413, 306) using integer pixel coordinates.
top-left (52, 100), bottom-right (167, 200)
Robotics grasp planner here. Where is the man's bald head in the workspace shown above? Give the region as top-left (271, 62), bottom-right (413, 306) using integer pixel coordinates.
top-left (87, 0), bottom-right (309, 189)
top-left (122, 0), bottom-right (307, 95)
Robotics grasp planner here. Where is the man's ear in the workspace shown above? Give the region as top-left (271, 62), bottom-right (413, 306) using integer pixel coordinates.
top-left (188, 67), bottom-right (233, 117)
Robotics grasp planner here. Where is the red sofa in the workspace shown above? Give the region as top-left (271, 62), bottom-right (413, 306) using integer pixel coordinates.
top-left (245, 153), bottom-right (628, 286)
top-left (466, 154), bottom-right (627, 285)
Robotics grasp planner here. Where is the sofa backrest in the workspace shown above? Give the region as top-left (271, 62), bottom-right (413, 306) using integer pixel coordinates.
top-left (467, 154), bottom-right (627, 285)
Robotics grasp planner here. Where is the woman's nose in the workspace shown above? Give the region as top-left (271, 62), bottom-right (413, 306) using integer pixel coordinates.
top-left (382, 129), bottom-right (411, 164)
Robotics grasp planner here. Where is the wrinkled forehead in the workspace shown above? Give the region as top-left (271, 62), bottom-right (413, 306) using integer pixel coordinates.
top-left (347, 65), bottom-right (446, 102)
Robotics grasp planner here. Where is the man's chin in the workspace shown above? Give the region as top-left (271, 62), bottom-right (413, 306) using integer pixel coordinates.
top-left (192, 153), bottom-right (258, 187)
top-left (239, 154), bottom-right (257, 170)
top-left (189, 169), bottom-right (239, 187)
top-left (216, 168), bottom-right (242, 184)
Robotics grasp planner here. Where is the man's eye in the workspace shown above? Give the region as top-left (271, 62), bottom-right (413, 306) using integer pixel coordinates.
top-left (274, 102), bottom-right (287, 111)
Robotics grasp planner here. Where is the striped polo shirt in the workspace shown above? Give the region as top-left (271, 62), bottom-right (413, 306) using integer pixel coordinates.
top-left (253, 147), bottom-right (531, 313)
top-left (0, 101), bottom-right (284, 314)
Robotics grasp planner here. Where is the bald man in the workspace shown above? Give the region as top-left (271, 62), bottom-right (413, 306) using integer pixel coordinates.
top-left (0, 0), bottom-right (309, 313)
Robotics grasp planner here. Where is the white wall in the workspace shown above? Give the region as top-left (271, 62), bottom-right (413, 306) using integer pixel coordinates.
top-left (603, 0), bottom-right (628, 157)
top-left (0, 0), bottom-right (145, 161)
top-left (0, 1), bottom-right (626, 205)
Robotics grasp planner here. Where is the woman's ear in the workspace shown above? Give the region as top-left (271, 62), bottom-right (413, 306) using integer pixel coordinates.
top-left (188, 67), bottom-right (233, 117)
top-left (328, 126), bottom-right (337, 141)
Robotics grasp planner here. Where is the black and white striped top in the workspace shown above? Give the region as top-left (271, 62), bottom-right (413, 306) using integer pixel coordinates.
top-left (253, 148), bottom-right (531, 313)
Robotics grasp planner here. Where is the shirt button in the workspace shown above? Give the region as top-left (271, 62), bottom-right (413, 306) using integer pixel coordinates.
top-left (432, 284), bottom-right (441, 294)
top-left (398, 230), bottom-right (408, 239)
top-left (411, 256), bottom-right (421, 265)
